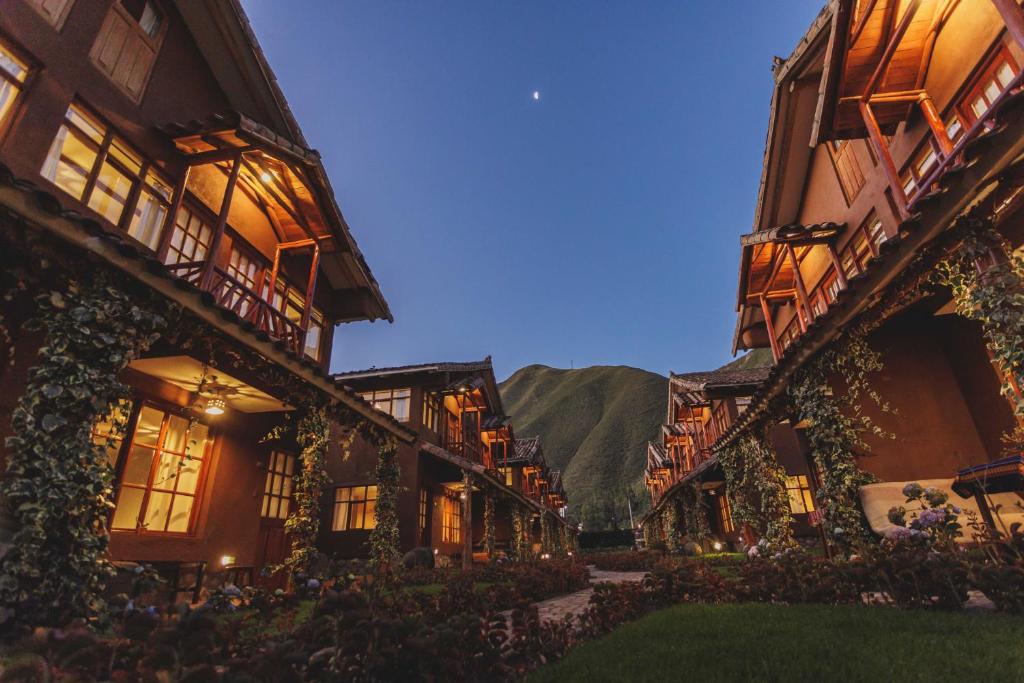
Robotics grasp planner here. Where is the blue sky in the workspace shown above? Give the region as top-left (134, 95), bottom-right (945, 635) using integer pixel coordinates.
top-left (243, 1), bottom-right (824, 381)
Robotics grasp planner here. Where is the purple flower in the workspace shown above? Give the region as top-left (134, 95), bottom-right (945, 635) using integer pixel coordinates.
top-left (306, 578), bottom-right (321, 590)
top-left (888, 527), bottom-right (912, 541)
top-left (887, 506), bottom-right (907, 526)
top-left (902, 482), bottom-right (924, 500)
top-left (223, 584), bottom-right (241, 598)
top-left (951, 506), bottom-right (962, 515)
top-left (922, 487), bottom-right (948, 507)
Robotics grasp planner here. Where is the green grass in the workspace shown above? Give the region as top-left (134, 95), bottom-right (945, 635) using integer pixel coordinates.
top-left (529, 603), bottom-right (1024, 682)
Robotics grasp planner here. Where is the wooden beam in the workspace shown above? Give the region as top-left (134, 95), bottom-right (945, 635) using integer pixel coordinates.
top-left (199, 150), bottom-right (242, 291)
top-left (185, 146), bottom-right (255, 167)
top-left (156, 165), bottom-right (190, 263)
top-left (849, 0), bottom-right (881, 47)
top-left (919, 93), bottom-right (955, 156)
top-left (827, 243), bottom-right (849, 291)
top-left (862, 0), bottom-right (923, 100)
top-left (991, 0), bottom-right (1024, 51)
top-left (860, 100), bottom-right (909, 219)
top-left (760, 294), bottom-right (782, 363)
top-left (786, 243), bottom-right (813, 331)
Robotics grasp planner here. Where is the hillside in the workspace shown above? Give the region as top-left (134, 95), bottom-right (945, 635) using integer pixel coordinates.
top-left (499, 365), bottom-right (667, 530)
top-left (499, 351), bottom-right (774, 531)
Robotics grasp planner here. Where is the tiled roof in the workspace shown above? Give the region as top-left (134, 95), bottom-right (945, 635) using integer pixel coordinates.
top-left (739, 222), bottom-right (844, 247)
top-left (647, 441), bottom-right (672, 469)
top-left (332, 357), bottom-right (493, 380)
top-left (481, 414), bottom-right (511, 431)
top-left (508, 436), bottom-right (542, 465)
top-left (670, 366), bottom-right (772, 391)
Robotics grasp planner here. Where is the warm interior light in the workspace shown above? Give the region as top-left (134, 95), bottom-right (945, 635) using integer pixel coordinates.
top-left (204, 397), bottom-right (226, 415)
top-left (221, 554), bottom-right (236, 566)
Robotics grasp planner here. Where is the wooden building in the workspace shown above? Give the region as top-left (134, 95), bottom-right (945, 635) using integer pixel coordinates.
top-left (326, 359), bottom-right (573, 566)
top-left (641, 366), bottom-right (818, 550)
top-left (0, 0), bottom-right (416, 600)
top-left (725, 0), bottom-right (1024, 540)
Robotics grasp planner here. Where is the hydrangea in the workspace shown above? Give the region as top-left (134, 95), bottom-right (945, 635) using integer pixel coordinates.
top-left (223, 584), bottom-right (241, 598)
top-left (910, 507), bottom-right (948, 530)
top-left (922, 487), bottom-right (948, 507)
top-left (887, 506), bottom-right (907, 526)
top-left (306, 578), bottom-right (321, 590)
top-left (888, 527), bottom-right (912, 541)
top-left (747, 546), bottom-right (760, 558)
top-left (902, 482), bottom-right (924, 499)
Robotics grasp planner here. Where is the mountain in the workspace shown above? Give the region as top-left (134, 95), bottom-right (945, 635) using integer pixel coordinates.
top-left (499, 365), bottom-right (667, 531)
top-left (498, 351), bottom-right (775, 531)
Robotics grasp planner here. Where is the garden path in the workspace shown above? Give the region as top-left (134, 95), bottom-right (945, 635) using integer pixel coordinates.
top-left (530, 567), bottom-right (647, 623)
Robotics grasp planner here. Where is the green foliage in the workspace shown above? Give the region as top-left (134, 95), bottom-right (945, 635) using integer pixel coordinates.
top-left (0, 272), bottom-right (171, 629)
top-left (282, 406), bottom-right (331, 577)
top-left (483, 489), bottom-right (496, 559)
top-left (369, 439), bottom-right (401, 570)
top-left (661, 502), bottom-right (681, 554)
top-left (717, 430), bottom-right (794, 550)
top-left (679, 480), bottom-right (711, 546)
top-left (499, 365), bottom-right (668, 530)
top-left (512, 505), bottom-right (529, 561)
top-left (935, 220), bottom-right (1024, 450)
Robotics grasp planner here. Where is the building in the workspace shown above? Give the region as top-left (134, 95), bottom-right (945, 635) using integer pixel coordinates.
top-left (724, 0), bottom-right (1024, 543)
top-left (641, 366), bottom-right (819, 551)
top-left (0, 0), bottom-right (416, 605)
top-left (326, 359), bottom-right (573, 566)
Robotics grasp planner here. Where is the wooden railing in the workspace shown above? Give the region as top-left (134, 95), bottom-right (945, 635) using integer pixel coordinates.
top-left (443, 433), bottom-right (482, 465)
top-left (165, 261), bottom-right (305, 355)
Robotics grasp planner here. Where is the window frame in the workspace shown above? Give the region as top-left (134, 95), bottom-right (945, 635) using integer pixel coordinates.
top-left (957, 45), bottom-right (1020, 127)
top-left (718, 494), bottom-right (735, 534)
top-left (422, 391), bottom-right (441, 433)
top-left (260, 450), bottom-right (295, 521)
top-left (107, 401), bottom-right (215, 536)
top-left (360, 388), bottom-right (412, 422)
top-left (0, 36), bottom-right (31, 142)
top-left (785, 475), bottom-right (816, 515)
top-left (441, 491), bottom-right (462, 544)
top-left (331, 484), bottom-right (378, 531)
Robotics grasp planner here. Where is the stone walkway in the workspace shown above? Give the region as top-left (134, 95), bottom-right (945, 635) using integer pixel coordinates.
top-left (531, 566), bottom-right (648, 623)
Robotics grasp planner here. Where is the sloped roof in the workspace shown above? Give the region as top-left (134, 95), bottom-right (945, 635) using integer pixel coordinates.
top-left (333, 357), bottom-right (493, 380)
top-left (670, 366), bottom-right (772, 392)
top-left (508, 436), bottom-right (543, 465)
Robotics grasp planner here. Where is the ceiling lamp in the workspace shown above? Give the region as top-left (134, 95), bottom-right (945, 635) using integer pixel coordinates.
top-left (204, 396), bottom-right (226, 415)
top-left (260, 171), bottom-right (273, 183)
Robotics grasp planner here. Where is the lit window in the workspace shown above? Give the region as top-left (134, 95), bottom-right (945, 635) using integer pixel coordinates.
top-left (441, 493), bottom-right (462, 543)
top-left (111, 405), bottom-right (211, 534)
top-left (0, 41), bottom-right (28, 131)
top-left (164, 205), bottom-right (213, 266)
top-left (824, 272), bottom-right (843, 303)
top-left (332, 485), bottom-right (377, 531)
top-left (226, 245), bottom-right (262, 317)
top-left (785, 475), bottom-right (816, 514)
top-left (422, 392), bottom-right (441, 433)
top-left (866, 216), bottom-right (888, 252)
top-left (498, 467), bottom-right (514, 487)
top-left (491, 439), bottom-right (508, 466)
top-left (360, 388), bottom-right (411, 422)
top-left (718, 494), bottom-right (735, 534)
top-left (965, 56), bottom-right (1018, 122)
top-left (91, 400), bottom-right (134, 468)
top-left (128, 170), bottom-right (171, 250)
top-left (304, 310), bottom-right (324, 361)
top-left (261, 451), bottom-right (294, 520)
top-left (944, 113), bottom-right (964, 145)
top-left (268, 278), bottom-right (324, 361)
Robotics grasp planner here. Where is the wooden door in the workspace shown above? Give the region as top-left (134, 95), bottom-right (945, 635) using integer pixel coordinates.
top-left (255, 451), bottom-right (294, 589)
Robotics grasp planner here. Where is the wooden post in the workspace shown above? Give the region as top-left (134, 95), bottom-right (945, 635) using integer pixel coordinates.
top-left (786, 244), bottom-right (813, 331)
top-left (462, 471), bottom-right (473, 570)
top-left (298, 243), bottom-right (320, 354)
top-left (860, 100), bottom-right (909, 219)
top-left (991, 0), bottom-right (1024, 51)
top-left (918, 93), bottom-right (954, 156)
top-left (760, 294), bottom-right (783, 362)
top-left (156, 165), bottom-right (191, 263)
top-left (199, 151), bottom-right (242, 291)
top-left (826, 243), bottom-right (849, 290)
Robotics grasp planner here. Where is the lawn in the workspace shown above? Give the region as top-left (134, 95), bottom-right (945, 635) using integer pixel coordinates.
top-left (529, 603), bottom-right (1024, 682)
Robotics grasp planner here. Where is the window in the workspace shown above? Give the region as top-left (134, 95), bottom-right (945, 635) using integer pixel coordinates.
top-left (785, 475), bottom-right (816, 514)
top-left (304, 310), bottom-right (324, 361)
top-left (866, 215), bottom-right (887, 252)
top-left (441, 493), bottom-right (461, 543)
top-left (418, 488), bottom-right (429, 533)
top-left (965, 56), bottom-right (1016, 122)
top-left (491, 439), bottom-right (508, 466)
top-left (332, 485), bottom-right (377, 531)
top-left (944, 113), bottom-right (964, 145)
top-left (900, 143), bottom-right (940, 198)
top-left (41, 103), bottom-right (172, 239)
top-left (91, 400), bottom-right (134, 468)
top-left (498, 467), bottom-right (514, 487)
top-left (110, 405), bottom-right (211, 534)
top-left (0, 41), bottom-right (28, 132)
top-left (261, 451), bottom-right (294, 520)
top-left (422, 392), bottom-right (441, 433)
top-left (827, 139), bottom-right (866, 203)
top-left (360, 388), bottom-right (411, 422)
top-left (824, 271), bottom-right (842, 303)
top-left (226, 244), bottom-right (263, 316)
top-left (163, 205), bottom-right (212, 266)
top-left (26, 0), bottom-right (76, 29)
top-left (269, 279), bottom-right (325, 361)
top-left (90, 1), bottom-right (166, 102)
top-left (718, 494), bottom-right (735, 534)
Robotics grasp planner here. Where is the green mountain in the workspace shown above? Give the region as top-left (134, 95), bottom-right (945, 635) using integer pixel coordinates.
top-left (498, 351), bottom-right (774, 531)
top-left (499, 365), bottom-right (667, 531)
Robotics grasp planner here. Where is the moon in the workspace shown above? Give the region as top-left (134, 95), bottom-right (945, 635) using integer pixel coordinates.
top-left (532, 91), bottom-right (540, 101)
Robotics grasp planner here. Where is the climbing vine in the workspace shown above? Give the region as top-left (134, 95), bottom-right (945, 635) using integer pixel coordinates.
top-left (512, 505), bottom-right (527, 561)
top-left (662, 500), bottom-right (681, 554)
top-left (540, 514), bottom-right (552, 554)
top-left (483, 489), bottom-right (496, 560)
top-left (679, 480), bottom-right (711, 546)
top-left (282, 406), bottom-right (331, 577)
top-left (718, 428), bottom-right (794, 551)
top-left (0, 272), bottom-right (171, 628)
top-left (934, 220), bottom-right (1024, 450)
top-left (369, 438), bottom-right (401, 569)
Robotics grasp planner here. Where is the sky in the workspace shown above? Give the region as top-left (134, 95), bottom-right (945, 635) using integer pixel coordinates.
top-left (243, 1), bottom-right (825, 381)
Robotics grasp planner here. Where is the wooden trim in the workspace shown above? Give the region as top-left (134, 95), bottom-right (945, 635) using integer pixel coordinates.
top-left (199, 151), bottom-right (242, 290)
top-left (786, 243), bottom-right (813, 332)
top-left (760, 294), bottom-right (782, 363)
top-left (990, 0), bottom-right (1024, 52)
top-left (860, 100), bottom-right (909, 219)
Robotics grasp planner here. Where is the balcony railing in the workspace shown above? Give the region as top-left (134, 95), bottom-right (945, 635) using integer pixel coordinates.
top-left (166, 261), bottom-right (306, 355)
top-left (443, 433), bottom-right (482, 465)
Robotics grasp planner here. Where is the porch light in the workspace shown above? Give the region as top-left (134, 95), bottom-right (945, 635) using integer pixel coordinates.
top-left (713, 541), bottom-right (723, 552)
top-left (220, 554), bottom-right (236, 567)
top-left (204, 397), bottom-right (226, 415)
top-left (260, 171), bottom-right (272, 183)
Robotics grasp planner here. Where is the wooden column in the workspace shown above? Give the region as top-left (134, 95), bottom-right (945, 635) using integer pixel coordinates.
top-left (860, 101), bottom-right (909, 218)
top-left (298, 243), bottom-right (320, 353)
top-left (991, 0), bottom-right (1024, 51)
top-left (826, 244), bottom-right (849, 290)
top-left (199, 151), bottom-right (242, 291)
top-left (156, 165), bottom-right (191, 263)
top-left (462, 471), bottom-right (473, 570)
top-left (760, 294), bottom-right (782, 362)
top-left (786, 244), bottom-right (813, 331)
top-left (918, 93), bottom-right (955, 156)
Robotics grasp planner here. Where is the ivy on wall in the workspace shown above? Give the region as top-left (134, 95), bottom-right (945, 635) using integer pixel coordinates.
top-left (369, 438), bottom-right (401, 569)
top-left (540, 514), bottom-right (552, 554)
top-left (282, 406), bottom-right (331, 578)
top-left (718, 429), bottom-right (794, 551)
top-left (483, 489), bottom-right (496, 560)
top-left (511, 505), bottom-right (526, 561)
top-left (935, 219), bottom-right (1024, 449)
top-left (662, 500), bottom-right (681, 554)
top-left (679, 480), bottom-right (711, 546)
top-left (0, 272), bottom-right (171, 628)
